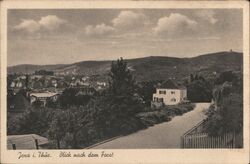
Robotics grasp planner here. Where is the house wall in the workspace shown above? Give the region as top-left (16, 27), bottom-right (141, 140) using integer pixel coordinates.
top-left (153, 89), bottom-right (187, 105)
top-left (30, 96), bottom-right (37, 104)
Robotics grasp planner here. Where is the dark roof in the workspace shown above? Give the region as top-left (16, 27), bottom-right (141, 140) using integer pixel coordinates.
top-left (158, 79), bottom-right (185, 89)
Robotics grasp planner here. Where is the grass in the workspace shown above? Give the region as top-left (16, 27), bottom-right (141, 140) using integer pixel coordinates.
top-left (136, 103), bottom-right (195, 127)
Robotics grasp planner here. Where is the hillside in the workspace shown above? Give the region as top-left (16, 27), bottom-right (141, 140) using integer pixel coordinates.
top-left (8, 51), bottom-right (243, 81)
top-left (8, 64), bottom-right (67, 75)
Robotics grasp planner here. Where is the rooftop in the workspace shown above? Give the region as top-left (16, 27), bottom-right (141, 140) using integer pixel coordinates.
top-left (7, 134), bottom-right (49, 150)
top-left (158, 79), bottom-right (186, 89)
top-left (30, 92), bottom-right (59, 98)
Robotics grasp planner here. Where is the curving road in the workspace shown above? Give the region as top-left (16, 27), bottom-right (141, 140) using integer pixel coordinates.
top-left (92, 103), bottom-right (211, 149)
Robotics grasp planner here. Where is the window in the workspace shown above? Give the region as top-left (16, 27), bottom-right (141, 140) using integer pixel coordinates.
top-left (157, 98), bottom-right (163, 102)
top-left (171, 98), bottom-right (176, 102)
top-left (171, 91), bottom-right (175, 94)
top-left (159, 90), bottom-right (166, 94)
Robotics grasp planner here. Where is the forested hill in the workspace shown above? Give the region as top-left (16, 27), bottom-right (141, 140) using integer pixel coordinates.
top-left (8, 51), bottom-right (242, 81)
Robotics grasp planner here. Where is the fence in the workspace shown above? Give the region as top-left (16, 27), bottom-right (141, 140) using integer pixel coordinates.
top-left (181, 120), bottom-right (237, 148)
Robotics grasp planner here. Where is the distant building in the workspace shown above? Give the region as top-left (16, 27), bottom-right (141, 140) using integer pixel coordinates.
top-left (82, 76), bottom-right (89, 81)
top-left (151, 79), bottom-right (188, 108)
top-left (75, 87), bottom-right (96, 96)
top-left (29, 92), bottom-right (60, 106)
top-left (97, 81), bottom-right (107, 87)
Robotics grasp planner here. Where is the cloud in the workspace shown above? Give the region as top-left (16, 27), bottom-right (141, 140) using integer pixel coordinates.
top-left (85, 23), bottom-right (114, 37)
top-left (14, 19), bottom-right (40, 33)
top-left (153, 13), bottom-right (198, 38)
top-left (194, 10), bottom-right (218, 24)
top-left (14, 15), bottom-right (67, 34)
top-left (112, 11), bottom-right (148, 31)
top-left (39, 15), bottom-right (67, 31)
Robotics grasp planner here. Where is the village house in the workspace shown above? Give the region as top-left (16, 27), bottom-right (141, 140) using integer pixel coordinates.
top-left (151, 79), bottom-right (188, 108)
top-left (29, 92), bottom-right (60, 107)
top-left (75, 87), bottom-right (96, 96)
top-left (97, 81), bottom-right (107, 87)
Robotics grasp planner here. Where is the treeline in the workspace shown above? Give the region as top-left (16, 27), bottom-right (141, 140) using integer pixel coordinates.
top-left (205, 71), bottom-right (243, 142)
top-left (34, 70), bottom-right (54, 76)
top-left (7, 57), bottom-right (242, 148)
top-left (8, 58), bottom-right (146, 148)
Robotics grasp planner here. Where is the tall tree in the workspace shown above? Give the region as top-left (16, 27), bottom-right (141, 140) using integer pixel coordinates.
top-left (109, 57), bottom-right (135, 97)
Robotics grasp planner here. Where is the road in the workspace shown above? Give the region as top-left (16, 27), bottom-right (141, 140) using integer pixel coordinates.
top-left (92, 103), bottom-right (211, 149)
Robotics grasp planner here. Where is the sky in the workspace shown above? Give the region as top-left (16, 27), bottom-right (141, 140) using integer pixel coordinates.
top-left (8, 9), bottom-right (243, 66)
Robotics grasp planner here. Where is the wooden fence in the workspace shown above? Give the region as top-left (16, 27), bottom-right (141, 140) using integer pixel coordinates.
top-left (181, 120), bottom-right (237, 148)
top-left (181, 132), bottom-right (236, 148)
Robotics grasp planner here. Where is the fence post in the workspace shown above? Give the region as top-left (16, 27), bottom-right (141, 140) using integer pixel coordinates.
top-left (233, 131), bottom-right (236, 148)
top-left (35, 139), bottom-right (39, 150)
top-left (12, 144), bottom-right (16, 150)
top-left (180, 136), bottom-right (183, 148)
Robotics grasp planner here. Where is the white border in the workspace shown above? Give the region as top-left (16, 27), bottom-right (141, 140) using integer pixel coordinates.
top-left (1, 1), bottom-right (249, 164)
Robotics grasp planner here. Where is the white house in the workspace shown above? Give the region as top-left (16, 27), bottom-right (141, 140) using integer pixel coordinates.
top-left (151, 79), bottom-right (188, 108)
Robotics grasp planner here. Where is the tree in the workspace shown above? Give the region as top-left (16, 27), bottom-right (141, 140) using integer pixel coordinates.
top-left (215, 71), bottom-right (236, 85)
top-left (109, 57), bottom-right (135, 97)
top-left (205, 80), bottom-right (243, 142)
top-left (136, 81), bottom-right (157, 106)
top-left (58, 88), bottom-right (92, 108)
top-left (46, 98), bottom-right (58, 108)
top-left (47, 110), bottom-right (66, 149)
top-left (190, 74), bottom-right (194, 82)
top-left (48, 107), bottom-right (90, 149)
top-left (187, 76), bottom-right (212, 102)
top-left (17, 107), bottom-right (53, 135)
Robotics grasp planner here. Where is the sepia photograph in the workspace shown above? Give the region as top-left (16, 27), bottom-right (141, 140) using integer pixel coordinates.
top-left (1, 1), bottom-right (249, 164)
top-left (6, 8), bottom-right (244, 149)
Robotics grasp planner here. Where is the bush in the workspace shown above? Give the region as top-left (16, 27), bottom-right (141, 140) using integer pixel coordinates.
top-left (136, 103), bottom-right (194, 127)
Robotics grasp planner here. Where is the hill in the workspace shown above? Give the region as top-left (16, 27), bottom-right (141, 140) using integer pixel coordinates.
top-left (8, 51), bottom-right (243, 81)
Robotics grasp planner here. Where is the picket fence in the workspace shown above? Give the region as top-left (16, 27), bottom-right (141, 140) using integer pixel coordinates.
top-left (181, 120), bottom-right (236, 148)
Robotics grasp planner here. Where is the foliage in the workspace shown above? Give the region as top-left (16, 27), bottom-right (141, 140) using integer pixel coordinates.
top-left (215, 71), bottom-right (236, 85)
top-left (187, 74), bottom-right (212, 102)
top-left (109, 57), bottom-right (135, 96)
top-left (46, 98), bottom-right (58, 108)
top-left (47, 107), bottom-right (89, 148)
top-left (34, 70), bottom-right (54, 76)
top-left (8, 91), bottom-right (30, 112)
top-left (136, 81), bottom-right (160, 106)
top-left (58, 88), bottom-right (92, 108)
top-left (13, 107), bottom-right (53, 136)
top-left (136, 103), bottom-right (195, 127)
top-left (205, 80), bottom-right (243, 137)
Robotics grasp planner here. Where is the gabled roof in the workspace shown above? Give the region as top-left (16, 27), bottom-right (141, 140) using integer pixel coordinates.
top-left (158, 79), bottom-right (185, 89)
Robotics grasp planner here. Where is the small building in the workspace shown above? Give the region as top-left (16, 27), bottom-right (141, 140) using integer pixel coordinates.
top-left (29, 92), bottom-right (60, 106)
top-left (97, 81), bottom-right (107, 87)
top-left (151, 79), bottom-right (188, 108)
top-left (75, 87), bottom-right (96, 96)
top-left (7, 134), bottom-right (49, 149)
